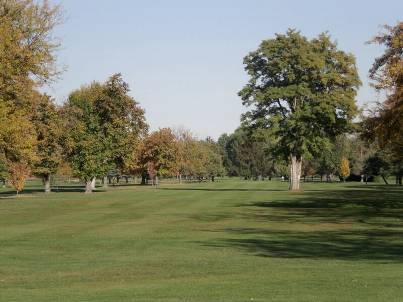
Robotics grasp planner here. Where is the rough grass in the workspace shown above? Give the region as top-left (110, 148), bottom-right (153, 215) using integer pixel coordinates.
top-left (0, 179), bottom-right (402, 301)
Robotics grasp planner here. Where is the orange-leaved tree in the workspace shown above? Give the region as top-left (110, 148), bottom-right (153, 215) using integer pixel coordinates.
top-left (8, 162), bottom-right (31, 195)
top-left (139, 128), bottom-right (179, 185)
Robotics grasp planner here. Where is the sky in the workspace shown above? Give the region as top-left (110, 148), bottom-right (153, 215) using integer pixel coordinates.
top-left (48, 0), bottom-right (403, 139)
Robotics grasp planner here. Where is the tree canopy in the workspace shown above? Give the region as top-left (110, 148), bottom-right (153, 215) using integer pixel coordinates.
top-left (239, 29), bottom-right (361, 190)
top-left (363, 22), bottom-right (402, 184)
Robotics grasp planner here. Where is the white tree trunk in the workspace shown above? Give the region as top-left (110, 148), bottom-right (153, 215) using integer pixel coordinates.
top-left (103, 176), bottom-right (108, 188)
top-left (44, 174), bottom-right (51, 193)
top-left (179, 174), bottom-right (182, 183)
top-left (91, 177), bottom-right (96, 190)
top-left (289, 155), bottom-right (302, 191)
top-left (85, 180), bottom-right (93, 193)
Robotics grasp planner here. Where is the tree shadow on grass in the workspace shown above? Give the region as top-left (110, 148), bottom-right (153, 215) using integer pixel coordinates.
top-left (243, 185), bottom-right (403, 225)
top-left (204, 228), bottom-right (403, 262)
top-left (203, 185), bottom-right (403, 261)
top-left (160, 187), bottom-right (285, 192)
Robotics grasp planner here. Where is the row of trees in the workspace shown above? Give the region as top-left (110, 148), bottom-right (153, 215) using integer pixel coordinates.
top-left (216, 129), bottom-right (364, 184)
top-left (0, 0), bottom-right (225, 194)
top-left (1, 1), bottom-right (400, 193)
top-left (1, 70), bottom-right (226, 194)
top-left (63, 78), bottom-right (225, 193)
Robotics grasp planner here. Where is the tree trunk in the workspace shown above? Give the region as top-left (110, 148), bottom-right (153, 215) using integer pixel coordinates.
top-left (155, 176), bottom-right (159, 186)
top-left (85, 180), bottom-right (93, 193)
top-left (102, 176), bottom-right (108, 188)
top-left (44, 174), bottom-right (51, 193)
top-left (141, 172), bottom-right (147, 185)
top-left (91, 177), bottom-right (96, 190)
top-left (179, 174), bottom-right (182, 183)
top-left (289, 155), bottom-right (302, 191)
top-left (381, 175), bottom-right (389, 185)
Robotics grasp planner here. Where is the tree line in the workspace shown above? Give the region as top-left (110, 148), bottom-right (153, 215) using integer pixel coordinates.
top-left (0, 1), bottom-right (401, 193)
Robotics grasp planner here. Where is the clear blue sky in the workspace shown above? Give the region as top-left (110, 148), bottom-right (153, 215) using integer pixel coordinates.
top-left (49, 0), bottom-right (402, 139)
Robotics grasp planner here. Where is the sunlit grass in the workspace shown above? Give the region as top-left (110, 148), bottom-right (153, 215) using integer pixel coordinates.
top-left (0, 179), bottom-right (402, 301)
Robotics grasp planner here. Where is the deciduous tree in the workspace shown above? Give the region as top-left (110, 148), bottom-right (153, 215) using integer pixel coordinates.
top-left (363, 22), bottom-right (402, 185)
top-left (138, 128), bottom-right (178, 184)
top-left (8, 161), bottom-right (30, 194)
top-left (62, 83), bottom-right (107, 193)
top-left (31, 95), bottom-right (62, 192)
top-left (340, 157), bottom-right (350, 182)
top-left (239, 30), bottom-right (360, 190)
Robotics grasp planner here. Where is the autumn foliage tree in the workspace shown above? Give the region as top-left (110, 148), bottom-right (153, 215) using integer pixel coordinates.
top-left (363, 22), bottom-right (402, 185)
top-left (0, 0), bottom-right (63, 106)
top-left (0, 0), bottom-right (63, 190)
top-left (138, 128), bottom-right (178, 185)
top-left (8, 161), bottom-right (30, 194)
top-left (340, 157), bottom-right (350, 182)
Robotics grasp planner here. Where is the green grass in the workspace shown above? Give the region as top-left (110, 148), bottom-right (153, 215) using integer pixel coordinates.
top-left (0, 179), bottom-right (402, 301)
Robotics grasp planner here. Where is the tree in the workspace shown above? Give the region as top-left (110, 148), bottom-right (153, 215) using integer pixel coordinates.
top-left (198, 138), bottom-right (225, 181)
top-left (173, 127), bottom-right (197, 182)
top-left (0, 103), bottom-right (37, 164)
top-left (8, 161), bottom-right (30, 194)
top-left (219, 128), bottom-right (277, 179)
top-left (138, 128), bottom-right (179, 185)
top-left (239, 30), bottom-right (361, 190)
top-left (340, 157), bottom-right (350, 182)
top-left (62, 83), bottom-right (108, 193)
top-left (363, 22), bottom-right (402, 185)
top-left (0, 103), bottom-right (37, 192)
top-left (0, 0), bottom-right (63, 188)
top-left (31, 95), bottom-right (62, 193)
top-left (302, 159), bottom-right (316, 181)
top-left (0, 0), bottom-right (63, 107)
top-left (95, 74), bottom-right (148, 185)
top-left (62, 75), bottom-right (147, 192)
top-left (363, 152), bottom-right (391, 184)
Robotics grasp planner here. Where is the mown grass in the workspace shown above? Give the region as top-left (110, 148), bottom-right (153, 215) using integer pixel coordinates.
top-left (0, 179), bottom-right (402, 301)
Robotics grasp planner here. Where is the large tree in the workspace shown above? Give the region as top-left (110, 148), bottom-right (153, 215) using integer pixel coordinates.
top-left (0, 0), bottom-right (62, 106)
top-left (239, 30), bottom-right (361, 190)
top-left (62, 83), bottom-right (107, 193)
top-left (62, 75), bottom-right (147, 193)
top-left (363, 22), bottom-right (402, 184)
top-left (95, 74), bottom-right (148, 185)
top-left (0, 0), bottom-right (63, 191)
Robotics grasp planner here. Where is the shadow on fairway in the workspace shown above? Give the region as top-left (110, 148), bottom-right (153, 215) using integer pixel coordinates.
top-left (160, 187), bottom-right (285, 192)
top-left (244, 185), bottom-right (403, 225)
top-left (204, 185), bottom-right (403, 261)
top-left (205, 228), bottom-right (403, 261)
